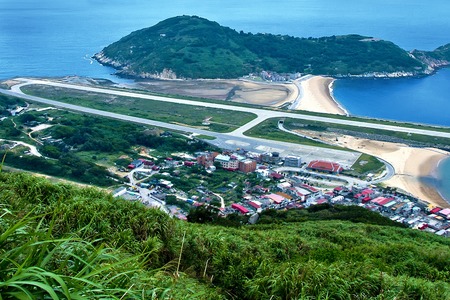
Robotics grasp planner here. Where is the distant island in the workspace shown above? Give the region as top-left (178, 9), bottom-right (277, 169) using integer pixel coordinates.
top-left (94, 15), bottom-right (450, 79)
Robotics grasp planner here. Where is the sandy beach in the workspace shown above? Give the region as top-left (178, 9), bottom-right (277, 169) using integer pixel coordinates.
top-left (335, 136), bottom-right (450, 208)
top-left (291, 127), bottom-right (450, 208)
top-left (293, 76), bottom-right (347, 115)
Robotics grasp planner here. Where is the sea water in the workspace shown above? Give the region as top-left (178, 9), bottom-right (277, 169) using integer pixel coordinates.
top-left (1, 0), bottom-right (450, 200)
top-left (1, 0), bottom-right (450, 81)
top-left (438, 158), bottom-right (450, 202)
top-left (333, 68), bottom-right (450, 127)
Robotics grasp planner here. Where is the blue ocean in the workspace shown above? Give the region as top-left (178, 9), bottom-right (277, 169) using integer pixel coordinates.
top-left (1, 0), bottom-right (450, 199)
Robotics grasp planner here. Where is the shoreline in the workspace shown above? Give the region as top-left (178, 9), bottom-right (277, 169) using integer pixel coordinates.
top-left (432, 156), bottom-right (450, 206)
top-left (327, 79), bottom-right (350, 116)
top-left (293, 76), bottom-right (348, 115)
top-left (298, 129), bottom-right (450, 208)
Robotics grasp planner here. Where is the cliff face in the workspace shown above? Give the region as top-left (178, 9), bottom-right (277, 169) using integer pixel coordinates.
top-left (411, 44), bottom-right (450, 73)
top-left (94, 16), bottom-right (448, 79)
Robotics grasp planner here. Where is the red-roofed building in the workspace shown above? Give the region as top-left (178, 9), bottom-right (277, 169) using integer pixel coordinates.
top-left (430, 207), bottom-right (442, 214)
top-left (361, 189), bottom-right (374, 195)
top-left (248, 201), bottom-right (261, 209)
top-left (371, 197), bottom-right (395, 206)
top-left (334, 186), bottom-right (344, 192)
top-left (300, 184), bottom-right (319, 194)
top-left (231, 203), bottom-right (249, 214)
top-left (316, 199), bottom-right (328, 205)
top-left (354, 193), bottom-right (363, 199)
top-left (307, 160), bottom-right (343, 174)
top-left (362, 196), bottom-right (372, 203)
top-left (270, 172), bottom-right (284, 180)
top-left (438, 208), bottom-right (450, 218)
top-left (266, 193), bottom-right (285, 204)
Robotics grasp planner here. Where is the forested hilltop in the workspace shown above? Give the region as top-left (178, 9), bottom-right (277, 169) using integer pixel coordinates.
top-left (1, 172), bottom-right (449, 299)
top-left (94, 15), bottom-right (450, 79)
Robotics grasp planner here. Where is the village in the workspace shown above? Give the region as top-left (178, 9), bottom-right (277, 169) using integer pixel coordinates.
top-left (114, 148), bottom-right (450, 238)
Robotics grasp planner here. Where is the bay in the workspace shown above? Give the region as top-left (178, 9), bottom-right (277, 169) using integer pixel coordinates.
top-left (1, 0), bottom-right (450, 201)
top-left (333, 68), bottom-right (450, 127)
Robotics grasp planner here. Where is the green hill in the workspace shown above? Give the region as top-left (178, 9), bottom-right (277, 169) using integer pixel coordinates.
top-left (1, 172), bottom-right (449, 299)
top-left (94, 15), bottom-right (450, 79)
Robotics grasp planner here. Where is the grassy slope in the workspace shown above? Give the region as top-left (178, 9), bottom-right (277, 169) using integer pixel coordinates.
top-left (1, 172), bottom-right (449, 299)
top-left (99, 15), bottom-right (426, 79)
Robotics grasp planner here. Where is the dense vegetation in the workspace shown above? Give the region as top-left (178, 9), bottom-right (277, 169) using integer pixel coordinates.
top-left (1, 172), bottom-right (449, 299)
top-left (0, 100), bottom-right (216, 186)
top-left (95, 16), bottom-right (450, 79)
top-left (0, 94), bottom-right (26, 116)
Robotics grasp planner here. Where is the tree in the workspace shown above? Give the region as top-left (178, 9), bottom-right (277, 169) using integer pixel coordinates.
top-left (187, 205), bottom-right (219, 224)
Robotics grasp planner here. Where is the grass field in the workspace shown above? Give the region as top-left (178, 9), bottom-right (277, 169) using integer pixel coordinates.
top-left (22, 85), bottom-right (257, 133)
top-left (350, 153), bottom-right (385, 175)
top-left (283, 118), bottom-right (450, 147)
top-left (21, 81), bottom-right (450, 136)
top-left (243, 118), bottom-right (346, 150)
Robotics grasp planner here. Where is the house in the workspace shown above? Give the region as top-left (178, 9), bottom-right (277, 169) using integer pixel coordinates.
top-left (196, 152), bottom-right (218, 167)
top-left (248, 200), bottom-right (262, 210)
top-left (184, 161), bottom-right (195, 167)
top-left (277, 182), bottom-right (291, 190)
top-left (284, 155), bottom-right (301, 167)
top-left (438, 208), bottom-right (450, 219)
top-left (239, 159), bottom-right (257, 173)
top-left (261, 152), bottom-right (281, 164)
top-left (159, 179), bottom-right (173, 189)
top-left (307, 160), bottom-right (343, 174)
top-left (429, 207), bottom-right (442, 215)
top-left (276, 192), bottom-right (292, 201)
top-left (269, 172), bottom-right (284, 180)
top-left (215, 154), bottom-right (239, 171)
top-left (266, 193), bottom-right (285, 204)
top-left (299, 184), bottom-right (320, 195)
top-left (231, 203), bottom-right (249, 214)
top-left (128, 159), bottom-right (144, 169)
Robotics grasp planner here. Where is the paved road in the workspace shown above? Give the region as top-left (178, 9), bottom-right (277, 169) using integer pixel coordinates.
top-left (277, 121), bottom-right (396, 182)
top-left (10, 78), bottom-right (450, 139)
top-left (0, 79), bottom-right (361, 168)
top-left (0, 139), bottom-right (42, 157)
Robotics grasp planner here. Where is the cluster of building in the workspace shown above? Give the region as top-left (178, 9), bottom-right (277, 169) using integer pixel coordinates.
top-left (225, 179), bottom-right (450, 237)
top-left (256, 71), bottom-right (302, 82)
top-left (115, 150), bottom-right (449, 238)
top-left (196, 150), bottom-right (307, 173)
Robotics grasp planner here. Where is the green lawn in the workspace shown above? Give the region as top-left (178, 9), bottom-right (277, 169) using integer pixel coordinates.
top-left (350, 153), bottom-right (385, 175)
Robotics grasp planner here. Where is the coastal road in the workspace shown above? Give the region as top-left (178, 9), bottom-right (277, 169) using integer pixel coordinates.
top-left (9, 78), bottom-right (450, 140)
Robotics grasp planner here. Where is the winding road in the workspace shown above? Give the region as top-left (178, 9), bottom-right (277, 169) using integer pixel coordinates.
top-left (2, 77), bottom-right (449, 183)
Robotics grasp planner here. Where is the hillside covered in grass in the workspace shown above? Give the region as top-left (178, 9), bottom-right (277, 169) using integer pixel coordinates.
top-left (1, 172), bottom-right (450, 299)
top-left (94, 16), bottom-right (449, 79)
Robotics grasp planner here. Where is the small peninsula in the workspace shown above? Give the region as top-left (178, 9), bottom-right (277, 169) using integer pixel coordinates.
top-left (94, 15), bottom-right (450, 79)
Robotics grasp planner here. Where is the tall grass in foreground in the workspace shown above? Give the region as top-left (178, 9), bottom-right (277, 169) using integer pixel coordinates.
top-left (0, 207), bottom-right (166, 299)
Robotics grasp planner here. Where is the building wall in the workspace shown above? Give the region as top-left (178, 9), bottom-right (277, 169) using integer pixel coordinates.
top-left (222, 159), bottom-right (239, 170)
top-left (284, 156), bottom-right (301, 167)
top-left (239, 160), bottom-right (257, 173)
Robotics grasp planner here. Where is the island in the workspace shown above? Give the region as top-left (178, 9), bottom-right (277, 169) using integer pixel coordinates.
top-left (94, 15), bottom-right (450, 80)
